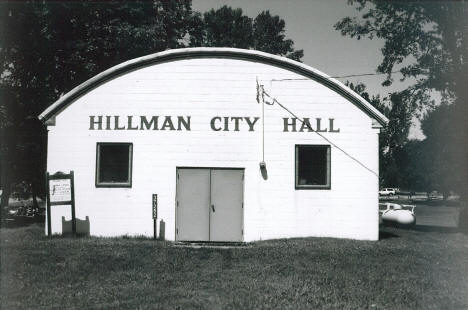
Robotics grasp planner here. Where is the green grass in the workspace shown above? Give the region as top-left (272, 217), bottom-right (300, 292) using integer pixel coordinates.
top-left (1, 224), bottom-right (468, 309)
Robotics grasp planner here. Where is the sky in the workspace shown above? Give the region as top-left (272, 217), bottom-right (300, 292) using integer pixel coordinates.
top-left (192, 0), bottom-right (424, 139)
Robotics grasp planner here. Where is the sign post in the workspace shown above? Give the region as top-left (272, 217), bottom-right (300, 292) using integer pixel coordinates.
top-left (46, 171), bottom-right (76, 236)
top-left (152, 194), bottom-right (158, 239)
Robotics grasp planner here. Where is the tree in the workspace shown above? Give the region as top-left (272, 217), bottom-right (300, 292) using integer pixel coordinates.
top-left (335, 1), bottom-right (467, 110)
top-left (346, 83), bottom-right (412, 188)
top-left (189, 6), bottom-right (303, 61)
top-left (335, 1), bottom-right (467, 198)
top-left (190, 6), bottom-right (253, 49)
top-left (252, 11), bottom-right (304, 61)
top-left (420, 102), bottom-right (468, 198)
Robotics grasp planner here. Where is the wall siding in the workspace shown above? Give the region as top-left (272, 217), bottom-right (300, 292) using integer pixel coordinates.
top-left (46, 58), bottom-right (380, 241)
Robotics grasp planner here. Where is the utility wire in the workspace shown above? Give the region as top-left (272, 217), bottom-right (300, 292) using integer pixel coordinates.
top-left (268, 70), bottom-right (402, 82)
top-left (260, 89), bottom-right (379, 178)
top-left (329, 70), bottom-right (402, 79)
top-left (257, 77), bottom-right (266, 162)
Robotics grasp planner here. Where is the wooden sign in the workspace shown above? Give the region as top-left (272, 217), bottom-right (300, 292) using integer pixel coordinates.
top-left (46, 171), bottom-right (76, 236)
top-left (152, 194), bottom-right (158, 239)
top-left (152, 194), bottom-right (158, 219)
top-left (49, 179), bottom-right (72, 203)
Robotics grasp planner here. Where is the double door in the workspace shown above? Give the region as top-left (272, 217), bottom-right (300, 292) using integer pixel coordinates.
top-left (176, 168), bottom-right (244, 242)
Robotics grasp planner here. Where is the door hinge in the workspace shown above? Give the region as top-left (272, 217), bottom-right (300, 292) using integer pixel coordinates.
top-left (177, 201), bottom-right (179, 207)
top-left (176, 228), bottom-right (178, 234)
top-left (242, 202), bottom-right (244, 208)
top-left (242, 229), bottom-right (243, 235)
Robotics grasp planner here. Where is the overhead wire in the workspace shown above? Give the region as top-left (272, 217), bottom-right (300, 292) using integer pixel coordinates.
top-left (267, 70), bottom-right (403, 82)
top-left (258, 86), bottom-right (379, 178)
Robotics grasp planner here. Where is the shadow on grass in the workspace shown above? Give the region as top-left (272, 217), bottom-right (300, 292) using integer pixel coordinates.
top-left (0, 218), bottom-right (43, 229)
top-left (411, 224), bottom-right (460, 233)
top-left (379, 230), bottom-right (400, 240)
top-left (383, 223), bottom-right (461, 234)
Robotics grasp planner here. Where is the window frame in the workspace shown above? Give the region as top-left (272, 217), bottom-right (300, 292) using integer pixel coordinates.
top-left (295, 144), bottom-right (331, 190)
top-left (95, 142), bottom-right (133, 188)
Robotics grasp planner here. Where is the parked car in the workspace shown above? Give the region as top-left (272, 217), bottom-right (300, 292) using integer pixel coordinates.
top-left (379, 188), bottom-right (396, 196)
top-left (428, 191), bottom-right (443, 200)
top-left (3, 204), bottom-right (45, 225)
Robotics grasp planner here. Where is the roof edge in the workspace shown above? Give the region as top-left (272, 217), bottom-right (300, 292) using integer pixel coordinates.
top-left (39, 47), bottom-right (389, 126)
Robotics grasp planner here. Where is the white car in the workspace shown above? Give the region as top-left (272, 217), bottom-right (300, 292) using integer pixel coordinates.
top-left (379, 188), bottom-right (396, 196)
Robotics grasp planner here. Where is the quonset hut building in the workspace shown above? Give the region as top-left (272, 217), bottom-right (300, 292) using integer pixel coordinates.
top-left (39, 48), bottom-right (388, 242)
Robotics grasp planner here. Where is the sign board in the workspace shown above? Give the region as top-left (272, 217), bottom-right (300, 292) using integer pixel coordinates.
top-left (46, 171), bottom-right (76, 236)
top-left (49, 179), bottom-right (72, 203)
top-left (152, 194), bottom-right (158, 219)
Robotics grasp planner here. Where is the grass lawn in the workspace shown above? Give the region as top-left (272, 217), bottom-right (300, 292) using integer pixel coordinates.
top-left (1, 223), bottom-right (468, 309)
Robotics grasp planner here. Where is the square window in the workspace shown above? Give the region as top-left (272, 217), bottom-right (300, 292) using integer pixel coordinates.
top-left (295, 145), bottom-right (330, 189)
top-left (96, 143), bottom-right (132, 187)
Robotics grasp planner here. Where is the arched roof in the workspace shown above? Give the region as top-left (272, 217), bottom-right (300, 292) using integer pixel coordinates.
top-left (38, 47), bottom-right (388, 125)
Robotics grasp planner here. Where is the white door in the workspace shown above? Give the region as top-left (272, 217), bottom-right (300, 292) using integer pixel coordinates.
top-left (176, 168), bottom-right (210, 241)
top-left (176, 168), bottom-right (243, 242)
top-left (210, 169), bottom-right (243, 242)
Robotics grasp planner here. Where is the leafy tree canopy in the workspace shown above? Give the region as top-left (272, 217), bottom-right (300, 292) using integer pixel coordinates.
top-left (335, 0), bottom-right (467, 110)
top-left (347, 82), bottom-right (412, 188)
top-left (336, 1), bottom-right (467, 197)
top-left (420, 102), bottom-right (468, 197)
top-left (1, 0), bottom-right (194, 115)
top-left (190, 6), bottom-right (303, 61)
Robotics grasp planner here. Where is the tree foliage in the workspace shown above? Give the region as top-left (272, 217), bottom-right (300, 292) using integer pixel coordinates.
top-left (252, 11), bottom-right (304, 61)
top-left (336, 1), bottom-right (467, 197)
top-left (335, 1), bottom-right (467, 110)
top-left (190, 6), bottom-right (253, 49)
top-left (189, 6), bottom-right (303, 61)
top-left (347, 82), bottom-right (413, 188)
top-left (419, 102), bottom-right (468, 197)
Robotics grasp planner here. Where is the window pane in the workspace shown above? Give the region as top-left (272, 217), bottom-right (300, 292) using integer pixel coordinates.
top-left (98, 144), bottom-right (130, 183)
top-left (297, 146), bottom-right (329, 187)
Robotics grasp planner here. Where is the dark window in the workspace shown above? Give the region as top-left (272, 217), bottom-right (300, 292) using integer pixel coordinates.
top-left (295, 145), bottom-right (330, 189)
top-left (96, 143), bottom-right (132, 187)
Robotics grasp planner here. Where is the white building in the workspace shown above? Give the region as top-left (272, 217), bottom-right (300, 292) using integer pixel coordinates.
top-left (39, 48), bottom-right (388, 242)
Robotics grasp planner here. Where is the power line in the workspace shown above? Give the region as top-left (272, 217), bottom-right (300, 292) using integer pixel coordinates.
top-left (329, 70), bottom-right (402, 79)
top-left (260, 89), bottom-right (379, 178)
top-left (268, 70), bottom-right (402, 82)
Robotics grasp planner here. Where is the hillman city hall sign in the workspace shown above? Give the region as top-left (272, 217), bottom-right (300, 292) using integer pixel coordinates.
top-left (89, 115), bottom-right (341, 133)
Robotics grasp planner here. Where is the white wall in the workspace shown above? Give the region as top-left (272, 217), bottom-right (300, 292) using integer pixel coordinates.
top-left (46, 57), bottom-right (380, 241)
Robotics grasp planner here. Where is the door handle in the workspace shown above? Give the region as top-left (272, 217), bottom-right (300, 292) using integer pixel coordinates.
top-left (211, 204), bottom-right (215, 212)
